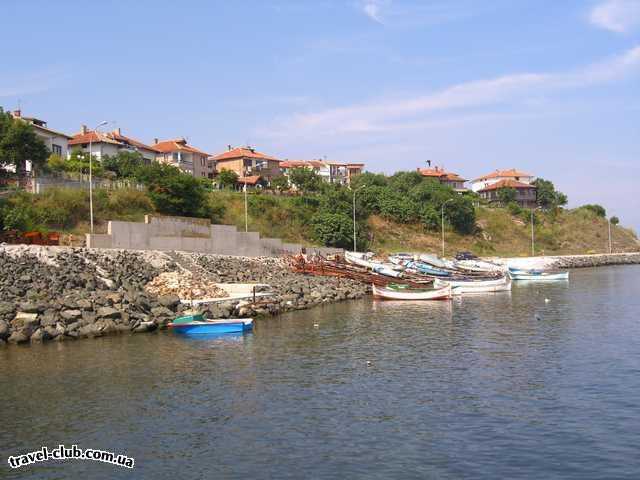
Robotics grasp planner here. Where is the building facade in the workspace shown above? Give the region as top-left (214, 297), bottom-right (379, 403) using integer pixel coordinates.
top-left (10, 110), bottom-right (72, 162)
top-left (417, 166), bottom-right (467, 192)
top-left (153, 138), bottom-right (213, 178)
top-left (211, 146), bottom-right (282, 183)
top-left (470, 168), bottom-right (535, 193)
top-left (477, 178), bottom-right (537, 208)
top-left (280, 160), bottom-right (364, 186)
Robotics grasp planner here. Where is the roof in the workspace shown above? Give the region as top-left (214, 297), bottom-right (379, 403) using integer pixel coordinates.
top-left (418, 166), bottom-right (467, 182)
top-left (69, 130), bottom-right (159, 152)
top-left (280, 160), bottom-right (326, 169)
top-left (472, 168), bottom-right (533, 182)
top-left (12, 114), bottom-right (73, 139)
top-left (237, 175), bottom-right (261, 185)
top-left (478, 178), bottom-right (537, 192)
top-left (212, 146), bottom-right (280, 162)
top-left (153, 138), bottom-right (209, 156)
top-left (29, 122), bottom-right (73, 139)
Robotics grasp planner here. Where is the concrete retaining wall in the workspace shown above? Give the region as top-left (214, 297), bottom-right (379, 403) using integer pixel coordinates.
top-left (86, 215), bottom-right (341, 258)
top-left (491, 252), bottom-right (640, 270)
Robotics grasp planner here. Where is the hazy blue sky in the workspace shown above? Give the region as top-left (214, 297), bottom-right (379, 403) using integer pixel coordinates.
top-left (2, 0), bottom-right (639, 232)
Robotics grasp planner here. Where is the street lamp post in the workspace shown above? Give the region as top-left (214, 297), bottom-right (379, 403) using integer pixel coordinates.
top-left (351, 184), bottom-right (366, 252)
top-left (608, 217), bottom-right (612, 254)
top-left (531, 208), bottom-right (535, 256)
top-left (88, 121), bottom-right (108, 234)
top-left (441, 199), bottom-right (454, 258)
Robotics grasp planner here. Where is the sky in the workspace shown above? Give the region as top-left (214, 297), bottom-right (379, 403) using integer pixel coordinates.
top-left (2, 0), bottom-right (639, 232)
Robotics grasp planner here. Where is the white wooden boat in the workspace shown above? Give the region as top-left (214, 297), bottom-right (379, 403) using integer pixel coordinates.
top-left (372, 283), bottom-right (452, 300)
top-left (509, 270), bottom-right (569, 281)
top-left (454, 259), bottom-right (504, 273)
top-left (418, 254), bottom-right (448, 269)
top-left (451, 281), bottom-right (512, 294)
top-left (345, 251), bottom-right (376, 268)
top-left (434, 276), bottom-right (508, 289)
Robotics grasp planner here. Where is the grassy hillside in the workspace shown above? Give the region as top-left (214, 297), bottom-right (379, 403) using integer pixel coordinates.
top-left (2, 188), bottom-right (637, 256)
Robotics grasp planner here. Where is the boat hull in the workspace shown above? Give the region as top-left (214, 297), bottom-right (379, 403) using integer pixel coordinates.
top-left (509, 271), bottom-right (569, 281)
top-left (434, 276), bottom-right (508, 289)
top-left (372, 284), bottom-right (452, 300)
top-left (169, 318), bottom-right (253, 334)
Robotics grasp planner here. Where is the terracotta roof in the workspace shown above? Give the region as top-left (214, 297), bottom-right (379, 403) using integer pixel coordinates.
top-left (153, 138), bottom-right (209, 156)
top-left (69, 130), bottom-right (159, 152)
top-left (473, 168), bottom-right (533, 182)
top-left (478, 178), bottom-right (536, 192)
top-left (212, 146), bottom-right (280, 162)
top-left (281, 160), bottom-right (325, 169)
top-left (418, 167), bottom-right (467, 182)
top-left (237, 175), bottom-right (261, 185)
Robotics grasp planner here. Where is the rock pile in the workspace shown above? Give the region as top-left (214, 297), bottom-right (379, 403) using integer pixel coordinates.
top-left (0, 246), bottom-right (368, 346)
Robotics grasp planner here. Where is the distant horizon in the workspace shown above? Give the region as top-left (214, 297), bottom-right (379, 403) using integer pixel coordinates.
top-left (2, 0), bottom-right (638, 233)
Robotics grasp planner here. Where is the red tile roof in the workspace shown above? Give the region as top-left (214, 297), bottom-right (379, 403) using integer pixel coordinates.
top-left (237, 175), bottom-right (261, 185)
top-left (478, 178), bottom-right (536, 192)
top-left (212, 146), bottom-right (280, 162)
top-left (280, 160), bottom-right (325, 169)
top-left (473, 168), bottom-right (533, 182)
top-left (69, 130), bottom-right (159, 152)
top-left (417, 166), bottom-right (467, 182)
top-left (153, 138), bottom-right (209, 156)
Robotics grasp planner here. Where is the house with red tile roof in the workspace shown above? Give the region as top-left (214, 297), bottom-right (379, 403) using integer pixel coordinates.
top-left (476, 178), bottom-right (537, 208)
top-left (470, 168), bottom-right (535, 193)
top-left (417, 166), bottom-right (467, 192)
top-left (153, 138), bottom-right (213, 178)
top-left (68, 126), bottom-right (159, 163)
top-left (11, 110), bottom-right (72, 159)
top-left (210, 146), bottom-right (282, 184)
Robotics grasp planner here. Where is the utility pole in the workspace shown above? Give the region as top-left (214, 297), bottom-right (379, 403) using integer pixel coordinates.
top-left (351, 184), bottom-right (367, 252)
top-left (608, 217), bottom-right (612, 254)
top-left (531, 208), bottom-right (535, 257)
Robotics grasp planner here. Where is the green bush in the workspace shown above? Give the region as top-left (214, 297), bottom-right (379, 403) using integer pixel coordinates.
top-left (579, 204), bottom-right (606, 218)
top-left (311, 212), bottom-right (367, 249)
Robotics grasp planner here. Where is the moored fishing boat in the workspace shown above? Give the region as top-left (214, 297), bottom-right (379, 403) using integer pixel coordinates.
top-left (418, 253), bottom-right (449, 269)
top-left (169, 314), bottom-right (254, 334)
top-left (345, 251), bottom-right (376, 268)
top-left (405, 260), bottom-right (451, 277)
top-left (508, 270), bottom-right (569, 281)
top-left (372, 283), bottom-right (452, 300)
top-left (450, 280), bottom-right (512, 294)
top-left (434, 275), bottom-right (508, 289)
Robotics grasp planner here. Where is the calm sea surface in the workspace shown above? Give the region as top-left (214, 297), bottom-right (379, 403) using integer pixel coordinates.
top-left (1, 265), bottom-right (639, 479)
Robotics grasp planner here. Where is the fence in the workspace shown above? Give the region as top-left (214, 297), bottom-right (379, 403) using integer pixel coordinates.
top-left (0, 173), bottom-right (144, 194)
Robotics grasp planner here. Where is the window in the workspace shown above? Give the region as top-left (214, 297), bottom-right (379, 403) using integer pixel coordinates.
top-left (52, 144), bottom-right (62, 156)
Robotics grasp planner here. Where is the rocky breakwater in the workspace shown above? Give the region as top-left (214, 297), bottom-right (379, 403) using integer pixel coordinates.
top-left (0, 246), bottom-right (367, 346)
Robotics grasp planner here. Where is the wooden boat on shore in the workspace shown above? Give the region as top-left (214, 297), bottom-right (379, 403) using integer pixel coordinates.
top-left (169, 314), bottom-right (253, 334)
top-left (346, 251), bottom-right (404, 278)
top-left (372, 283), bottom-right (452, 300)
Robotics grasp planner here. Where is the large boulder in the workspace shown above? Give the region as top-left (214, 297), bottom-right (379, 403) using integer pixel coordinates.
top-left (0, 320), bottom-right (10, 339)
top-left (158, 295), bottom-right (181, 309)
top-left (96, 307), bottom-right (121, 320)
top-left (60, 309), bottom-right (82, 322)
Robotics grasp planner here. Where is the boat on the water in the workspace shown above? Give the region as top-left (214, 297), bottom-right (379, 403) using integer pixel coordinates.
top-left (434, 275), bottom-right (508, 289)
top-left (451, 280), bottom-right (512, 294)
top-left (508, 269), bottom-right (569, 281)
top-left (454, 259), bottom-right (503, 273)
top-left (372, 283), bottom-right (452, 300)
top-left (169, 314), bottom-right (253, 334)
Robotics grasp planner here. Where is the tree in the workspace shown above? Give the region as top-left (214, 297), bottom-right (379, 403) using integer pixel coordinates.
top-left (134, 163), bottom-right (210, 217)
top-left (388, 171), bottom-right (423, 193)
top-left (65, 149), bottom-right (104, 176)
top-left (47, 153), bottom-right (67, 172)
top-left (446, 195), bottom-right (476, 234)
top-left (497, 187), bottom-right (517, 205)
top-left (533, 178), bottom-right (568, 209)
top-left (102, 151), bottom-right (144, 178)
top-left (217, 169), bottom-right (239, 189)
top-left (289, 167), bottom-right (322, 193)
top-left (610, 216), bottom-right (619, 225)
top-left (580, 204), bottom-right (606, 218)
top-left (311, 212), bottom-right (367, 249)
top-left (270, 175), bottom-right (290, 192)
top-left (0, 109), bottom-right (48, 174)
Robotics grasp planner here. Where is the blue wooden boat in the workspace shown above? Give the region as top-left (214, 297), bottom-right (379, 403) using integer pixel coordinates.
top-left (169, 314), bottom-right (253, 334)
top-left (406, 261), bottom-right (451, 277)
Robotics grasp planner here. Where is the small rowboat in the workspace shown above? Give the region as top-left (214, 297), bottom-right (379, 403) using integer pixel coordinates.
top-left (372, 283), bottom-right (452, 300)
top-left (169, 314), bottom-right (253, 334)
top-left (451, 281), bottom-right (512, 294)
top-left (434, 276), bottom-right (508, 289)
top-left (405, 261), bottom-right (451, 277)
top-left (509, 270), bottom-right (569, 281)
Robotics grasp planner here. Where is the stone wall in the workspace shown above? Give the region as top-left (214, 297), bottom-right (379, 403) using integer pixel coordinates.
top-left (491, 252), bottom-right (640, 270)
top-left (86, 215), bottom-right (341, 257)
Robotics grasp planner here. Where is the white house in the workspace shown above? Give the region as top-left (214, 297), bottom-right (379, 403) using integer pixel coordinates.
top-left (280, 160), bottom-right (364, 186)
top-left (470, 168), bottom-right (535, 192)
top-left (10, 109), bottom-right (72, 159)
top-left (68, 126), bottom-right (159, 162)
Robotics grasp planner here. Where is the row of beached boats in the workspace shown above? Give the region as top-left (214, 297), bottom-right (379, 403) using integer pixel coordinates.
top-left (345, 251), bottom-right (569, 301)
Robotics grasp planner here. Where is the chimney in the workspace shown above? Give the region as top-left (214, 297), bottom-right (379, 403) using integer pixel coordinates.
top-left (81, 125), bottom-right (87, 135)
top-left (153, 138), bottom-right (158, 144)
top-left (227, 144), bottom-right (232, 151)
top-left (113, 127), bottom-right (121, 136)
top-left (12, 109), bottom-right (21, 118)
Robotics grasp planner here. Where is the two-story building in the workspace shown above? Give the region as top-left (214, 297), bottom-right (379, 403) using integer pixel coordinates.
top-left (470, 168), bottom-right (535, 192)
top-left (153, 138), bottom-right (213, 178)
top-left (280, 160), bottom-right (364, 186)
top-left (68, 126), bottom-right (159, 163)
top-left (211, 146), bottom-right (282, 183)
top-left (10, 109), bottom-right (72, 160)
top-left (417, 166), bottom-right (467, 192)
top-left (476, 178), bottom-right (537, 208)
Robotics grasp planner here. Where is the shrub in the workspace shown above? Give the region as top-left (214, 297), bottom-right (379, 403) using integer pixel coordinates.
top-left (497, 187), bottom-right (517, 205)
top-left (610, 216), bottom-right (619, 225)
top-left (217, 169), bottom-right (238, 189)
top-left (289, 168), bottom-right (322, 193)
top-left (420, 204), bottom-right (440, 231)
top-left (507, 201), bottom-right (522, 216)
top-left (579, 204), bottom-right (606, 218)
top-left (311, 212), bottom-right (362, 249)
top-left (107, 189), bottom-right (154, 215)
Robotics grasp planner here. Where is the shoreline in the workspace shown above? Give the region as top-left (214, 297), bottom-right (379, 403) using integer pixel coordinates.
top-left (0, 245), bottom-right (367, 346)
top-left (1, 245), bottom-right (638, 347)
